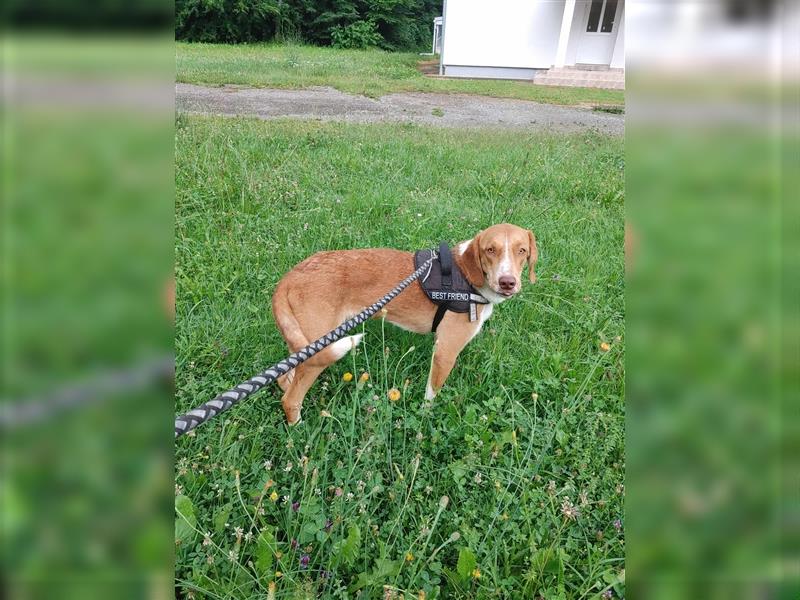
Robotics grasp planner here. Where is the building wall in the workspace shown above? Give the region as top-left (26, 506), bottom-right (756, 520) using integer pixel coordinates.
top-left (610, 6), bottom-right (625, 68)
top-left (441, 0), bottom-right (563, 70)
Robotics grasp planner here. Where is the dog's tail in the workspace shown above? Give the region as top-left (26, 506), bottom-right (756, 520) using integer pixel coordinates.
top-left (271, 280), bottom-right (311, 352)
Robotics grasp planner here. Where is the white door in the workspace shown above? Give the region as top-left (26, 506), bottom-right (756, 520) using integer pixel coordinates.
top-left (576, 0), bottom-right (622, 65)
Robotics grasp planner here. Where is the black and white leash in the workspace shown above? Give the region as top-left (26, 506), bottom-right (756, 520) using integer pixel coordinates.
top-left (174, 253), bottom-right (438, 438)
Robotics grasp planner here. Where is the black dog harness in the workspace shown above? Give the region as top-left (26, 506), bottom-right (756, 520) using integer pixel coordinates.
top-left (414, 242), bottom-right (489, 332)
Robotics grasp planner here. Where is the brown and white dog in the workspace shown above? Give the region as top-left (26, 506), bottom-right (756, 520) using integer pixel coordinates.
top-left (271, 223), bottom-right (538, 424)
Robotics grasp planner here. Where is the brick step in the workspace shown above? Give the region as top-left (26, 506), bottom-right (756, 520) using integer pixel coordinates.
top-left (535, 78), bottom-right (624, 85)
top-left (534, 79), bottom-right (624, 89)
top-left (566, 64), bottom-right (623, 72)
top-left (535, 76), bottom-right (624, 84)
top-left (533, 67), bottom-right (624, 89)
top-left (535, 82), bottom-right (624, 89)
top-left (536, 71), bottom-right (624, 81)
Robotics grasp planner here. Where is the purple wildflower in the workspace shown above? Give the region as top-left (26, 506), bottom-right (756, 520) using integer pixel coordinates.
top-left (291, 501), bottom-right (300, 512)
top-left (290, 538), bottom-right (298, 550)
top-left (613, 519), bottom-right (623, 531)
top-left (602, 590), bottom-right (614, 599)
top-left (334, 487), bottom-right (343, 497)
top-left (299, 554), bottom-right (310, 569)
top-left (321, 569), bottom-right (331, 580)
top-left (324, 519), bottom-right (333, 533)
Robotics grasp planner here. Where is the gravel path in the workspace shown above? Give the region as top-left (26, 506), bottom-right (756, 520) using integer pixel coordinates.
top-left (176, 83), bottom-right (624, 135)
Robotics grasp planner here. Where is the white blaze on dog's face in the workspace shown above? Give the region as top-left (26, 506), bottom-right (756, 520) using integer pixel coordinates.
top-left (458, 224), bottom-right (538, 301)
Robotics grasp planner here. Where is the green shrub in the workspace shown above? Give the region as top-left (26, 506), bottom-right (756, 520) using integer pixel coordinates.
top-left (330, 19), bottom-right (382, 49)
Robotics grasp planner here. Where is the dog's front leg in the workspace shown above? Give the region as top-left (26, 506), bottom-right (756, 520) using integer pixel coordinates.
top-left (425, 314), bottom-right (482, 400)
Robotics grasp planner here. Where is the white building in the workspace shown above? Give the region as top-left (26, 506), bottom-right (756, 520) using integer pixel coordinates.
top-left (438, 0), bottom-right (624, 87)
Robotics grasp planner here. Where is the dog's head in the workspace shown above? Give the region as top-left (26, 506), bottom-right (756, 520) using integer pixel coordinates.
top-left (456, 224), bottom-right (538, 302)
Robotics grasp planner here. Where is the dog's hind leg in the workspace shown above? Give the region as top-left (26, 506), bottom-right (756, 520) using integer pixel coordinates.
top-left (280, 334), bottom-right (364, 424)
top-left (281, 364), bottom-right (324, 425)
top-left (277, 371), bottom-right (294, 392)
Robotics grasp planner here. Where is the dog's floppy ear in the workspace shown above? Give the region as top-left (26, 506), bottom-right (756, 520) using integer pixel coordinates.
top-left (459, 232), bottom-right (485, 287)
top-left (527, 230), bottom-right (539, 283)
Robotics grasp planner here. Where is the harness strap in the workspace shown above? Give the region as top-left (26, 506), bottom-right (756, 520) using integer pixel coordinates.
top-left (439, 241), bottom-right (452, 287)
top-left (431, 304), bottom-right (449, 333)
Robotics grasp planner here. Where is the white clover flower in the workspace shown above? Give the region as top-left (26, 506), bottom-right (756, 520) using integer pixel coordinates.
top-left (561, 497), bottom-right (580, 520)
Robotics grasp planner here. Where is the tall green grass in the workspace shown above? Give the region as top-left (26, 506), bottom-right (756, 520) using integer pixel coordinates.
top-left (177, 42), bottom-right (626, 107)
top-left (175, 116), bottom-right (624, 598)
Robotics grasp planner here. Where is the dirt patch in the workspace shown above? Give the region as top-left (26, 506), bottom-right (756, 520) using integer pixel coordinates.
top-left (176, 83), bottom-right (624, 135)
top-left (417, 59), bottom-right (439, 75)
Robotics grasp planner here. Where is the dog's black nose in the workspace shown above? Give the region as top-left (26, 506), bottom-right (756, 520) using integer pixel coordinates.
top-left (499, 276), bottom-right (516, 291)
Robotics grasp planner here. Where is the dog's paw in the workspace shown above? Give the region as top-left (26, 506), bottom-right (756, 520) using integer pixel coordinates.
top-left (425, 382), bottom-right (437, 401)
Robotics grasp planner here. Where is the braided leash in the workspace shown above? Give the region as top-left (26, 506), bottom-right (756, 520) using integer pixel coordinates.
top-left (175, 253), bottom-right (438, 438)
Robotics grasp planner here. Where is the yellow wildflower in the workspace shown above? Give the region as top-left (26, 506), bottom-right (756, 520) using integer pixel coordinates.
top-left (418, 591), bottom-right (426, 600)
top-left (472, 567), bottom-right (481, 579)
top-left (270, 491), bottom-right (279, 502)
top-left (405, 552), bottom-right (414, 562)
top-left (274, 571), bottom-right (283, 578)
top-left (343, 372), bottom-right (354, 382)
top-left (600, 341), bottom-right (611, 352)
top-left (388, 388), bottom-right (401, 402)
top-left (359, 372), bottom-right (370, 382)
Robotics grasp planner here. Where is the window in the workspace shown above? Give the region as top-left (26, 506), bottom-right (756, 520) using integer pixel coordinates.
top-left (586, 0), bottom-right (603, 32)
top-left (601, 0), bottom-right (618, 32)
top-left (586, 0), bottom-right (618, 34)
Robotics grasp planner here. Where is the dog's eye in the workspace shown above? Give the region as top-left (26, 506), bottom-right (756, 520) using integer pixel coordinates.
top-left (518, 247), bottom-right (526, 255)
top-left (486, 247), bottom-right (495, 254)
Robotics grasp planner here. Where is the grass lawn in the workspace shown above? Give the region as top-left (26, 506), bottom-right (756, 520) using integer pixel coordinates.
top-left (175, 116), bottom-right (624, 598)
top-left (176, 42), bottom-right (625, 107)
